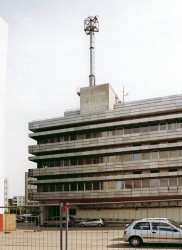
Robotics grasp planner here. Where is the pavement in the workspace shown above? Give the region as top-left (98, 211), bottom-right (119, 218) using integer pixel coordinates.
top-left (0, 228), bottom-right (182, 250)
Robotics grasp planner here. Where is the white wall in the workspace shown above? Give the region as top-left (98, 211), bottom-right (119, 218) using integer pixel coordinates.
top-left (0, 17), bottom-right (8, 206)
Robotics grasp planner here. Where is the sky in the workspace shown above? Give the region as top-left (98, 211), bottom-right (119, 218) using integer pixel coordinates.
top-left (0, 0), bottom-right (182, 197)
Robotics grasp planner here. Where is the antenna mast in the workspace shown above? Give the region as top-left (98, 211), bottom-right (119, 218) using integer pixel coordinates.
top-left (84, 16), bottom-right (99, 87)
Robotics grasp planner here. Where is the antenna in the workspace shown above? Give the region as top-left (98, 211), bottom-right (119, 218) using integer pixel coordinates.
top-left (84, 16), bottom-right (99, 87)
top-left (123, 85), bottom-right (129, 103)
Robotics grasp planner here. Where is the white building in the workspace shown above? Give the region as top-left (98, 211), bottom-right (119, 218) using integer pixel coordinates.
top-left (0, 17), bottom-right (8, 206)
top-left (4, 178), bottom-right (8, 211)
top-left (13, 196), bottom-right (25, 207)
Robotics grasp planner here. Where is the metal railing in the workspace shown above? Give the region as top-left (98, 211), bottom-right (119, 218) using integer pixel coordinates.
top-left (1, 200), bottom-right (182, 249)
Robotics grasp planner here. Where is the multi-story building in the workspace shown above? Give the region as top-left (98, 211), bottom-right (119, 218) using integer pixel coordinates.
top-left (13, 196), bottom-right (25, 207)
top-left (28, 83), bottom-right (182, 221)
top-left (0, 17), bottom-right (8, 207)
top-left (25, 172), bottom-right (38, 206)
top-left (4, 178), bottom-right (8, 212)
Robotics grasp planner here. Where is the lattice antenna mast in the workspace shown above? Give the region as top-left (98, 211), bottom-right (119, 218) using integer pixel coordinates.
top-left (84, 16), bottom-right (99, 87)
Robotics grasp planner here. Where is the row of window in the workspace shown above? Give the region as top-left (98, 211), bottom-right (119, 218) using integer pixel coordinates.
top-left (38, 120), bottom-right (182, 145)
top-left (37, 177), bottom-right (182, 192)
top-left (37, 167), bottom-right (179, 181)
top-left (39, 148), bottom-right (182, 168)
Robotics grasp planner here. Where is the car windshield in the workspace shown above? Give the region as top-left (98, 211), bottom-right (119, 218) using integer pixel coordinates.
top-left (168, 219), bottom-right (182, 229)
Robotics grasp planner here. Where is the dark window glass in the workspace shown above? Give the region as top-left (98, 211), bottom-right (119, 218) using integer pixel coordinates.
top-left (93, 182), bottom-right (100, 190)
top-left (133, 222), bottom-right (150, 230)
top-left (78, 182), bottom-right (84, 191)
top-left (70, 183), bottom-right (77, 191)
top-left (64, 183), bottom-right (69, 191)
top-left (85, 182), bottom-right (92, 190)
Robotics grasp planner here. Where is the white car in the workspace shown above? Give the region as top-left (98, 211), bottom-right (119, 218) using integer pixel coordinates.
top-left (123, 218), bottom-right (182, 247)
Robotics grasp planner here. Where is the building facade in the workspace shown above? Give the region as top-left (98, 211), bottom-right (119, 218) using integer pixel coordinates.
top-left (25, 172), bottom-right (38, 206)
top-left (4, 178), bottom-right (8, 212)
top-left (28, 83), bottom-right (182, 221)
top-left (0, 17), bottom-right (8, 207)
top-left (13, 196), bottom-right (25, 207)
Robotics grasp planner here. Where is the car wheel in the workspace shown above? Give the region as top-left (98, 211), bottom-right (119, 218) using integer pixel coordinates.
top-left (129, 236), bottom-right (142, 247)
top-left (97, 223), bottom-right (102, 227)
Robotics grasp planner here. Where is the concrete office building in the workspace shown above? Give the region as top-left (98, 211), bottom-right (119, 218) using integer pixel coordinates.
top-left (25, 172), bottom-right (38, 206)
top-left (28, 83), bottom-right (182, 221)
top-left (0, 17), bottom-right (8, 207)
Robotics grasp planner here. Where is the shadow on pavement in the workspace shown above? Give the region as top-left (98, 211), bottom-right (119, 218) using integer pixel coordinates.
top-left (108, 242), bottom-right (182, 249)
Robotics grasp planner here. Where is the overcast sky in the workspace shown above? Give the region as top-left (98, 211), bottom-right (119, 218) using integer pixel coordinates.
top-left (1, 0), bottom-right (182, 197)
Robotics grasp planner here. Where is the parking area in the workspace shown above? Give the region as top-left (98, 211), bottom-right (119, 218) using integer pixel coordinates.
top-left (1, 228), bottom-right (182, 250)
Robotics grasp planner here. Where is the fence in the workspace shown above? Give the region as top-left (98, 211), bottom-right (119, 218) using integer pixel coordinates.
top-left (1, 200), bottom-right (182, 249)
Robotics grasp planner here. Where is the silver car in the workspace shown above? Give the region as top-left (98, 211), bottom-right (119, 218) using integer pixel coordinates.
top-left (123, 218), bottom-right (182, 247)
top-left (79, 218), bottom-right (105, 227)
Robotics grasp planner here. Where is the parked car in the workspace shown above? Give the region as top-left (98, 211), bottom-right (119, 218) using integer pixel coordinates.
top-left (123, 218), bottom-right (182, 247)
top-left (43, 216), bottom-right (73, 227)
top-left (79, 218), bottom-right (106, 227)
top-left (16, 216), bottom-right (25, 223)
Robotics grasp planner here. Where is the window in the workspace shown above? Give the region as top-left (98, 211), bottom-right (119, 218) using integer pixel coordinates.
top-left (64, 135), bottom-right (70, 141)
top-left (178, 149), bottom-right (182, 157)
top-left (116, 180), bottom-right (124, 189)
top-left (177, 120), bottom-right (182, 128)
top-left (141, 126), bottom-right (149, 133)
top-left (78, 158), bottom-right (84, 165)
top-left (85, 182), bottom-right (92, 190)
top-left (133, 170), bottom-right (142, 174)
top-left (70, 134), bottom-right (77, 140)
top-left (133, 126), bottom-right (140, 134)
top-left (152, 222), bottom-right (175, 232)
top-left (133, 153), bottom-right (142, 161)
top-left (70, 159), bottom-right (77, 166)
top-left (169, 178), bottom-right (177, 187)
top-left (150, 169), bottom-right (159, 173)
top-left (70, 183), bottom-right (77, 191)
top-left (125, 180), bottom-right (132, 189)
top-left (168, 122), bottom-right (176, 130)
top-left (151, 151), bottom-right (158, 159)
top-left (117, 127), bottom-right (123, 135)
top-left (150, 124), bottom-right (158, 132)
top-left (93, 182), bottom-right (100, 190)
top-left (133, 222), bottom-right (150, 230)
top-left (160, 124), bottom-right (166, 130)
top-left (178, 177), bottom-right (182, 186)
top-left (78, 182), bottom-right (84, 191)
top-left (169, 150), bottom-right (177, 158)
top-left (142, 152), bottom-right (150, 160)
top-left (85, 158), bottom-right (92, 164)
top-left (133, 180), bottom-right (141, 188)
top-left (123, 154), bottom-right (133, 161)
top-left (117, 155), bottom-right (123, 162)
top-left (160, 178), bottom-right (168, 187)
top-left (151, 179), bottom-right (160, 188)
top-left (64, 183), bottom-right (69, 191)
top-left (142, 179), bottom-right (150, 188)
top-left (159, 151), bottom-right (168, 158)
top-left (124, 128), bottom-right (132, 135)
top-left (93, 157), bottom-right (100, 164)
top-left (64, 160), bottom-right (70, 166)
top-left (77, 134), bottom-right (84, 140)
top-left (168, 168), bottom-right (177, 172)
